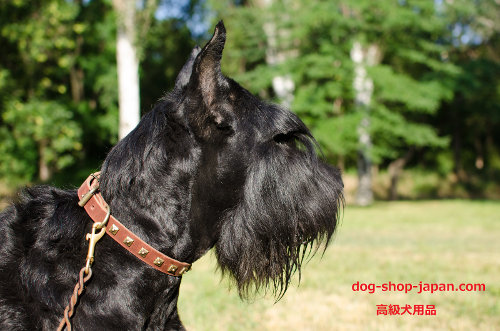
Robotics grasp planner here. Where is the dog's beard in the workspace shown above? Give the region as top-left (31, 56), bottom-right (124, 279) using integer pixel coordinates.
top-left (215, 134), bottom-right (343, 299)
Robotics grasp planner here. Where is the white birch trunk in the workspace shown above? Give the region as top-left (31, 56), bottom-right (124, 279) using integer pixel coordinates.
top-left (113, 0), bottom-right (140, 140)
top-left (261, 0), bottom-right (295, 108)
top-left (351, 41), bottom-right (380, 206)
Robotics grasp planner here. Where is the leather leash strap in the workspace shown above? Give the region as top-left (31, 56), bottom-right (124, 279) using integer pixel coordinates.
top-left (77, 172), bottom-right (191, 277)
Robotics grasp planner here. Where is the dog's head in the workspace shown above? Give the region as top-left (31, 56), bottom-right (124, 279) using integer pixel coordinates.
top-left (101, 21), bottom-right (343, 299)
top-left (180, 21), bottom-right (343, 298)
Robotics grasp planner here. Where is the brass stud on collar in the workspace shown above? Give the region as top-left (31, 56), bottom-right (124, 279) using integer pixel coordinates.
top-left (167, 265), bottom-right (178, 273)
top-left (138, 247), bottom-right (149, 258)
top-left (153, 257), bottom-right (164, 267)
top-left (109, 224), bottom-right (119, 235)
top-left (123, 236), bottom-right (134, 247)
top-left (178, 266), bottom-right (191, 275)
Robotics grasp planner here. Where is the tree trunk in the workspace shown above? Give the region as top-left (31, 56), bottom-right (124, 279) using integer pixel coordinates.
top-left (113, 0), bottom-right (141, 140)
top-left (474, 135), bottom-right (484, 170)
top-left (356, 147), bottom-right (373, 206)
top-left (451, 102), bottom-right (466, 181)
top-left (259, 0), bottom-right (295, 108)
top-left (388, 149), bottom-right (413, 200)
top-left (70, 67), bottom-right (84, 103)
top-left (38, 139), bottom-right (51, 182)
top-left (70, 35), bottom-right (84, 103)
top-left (351, 41), bottom-right (381, 206)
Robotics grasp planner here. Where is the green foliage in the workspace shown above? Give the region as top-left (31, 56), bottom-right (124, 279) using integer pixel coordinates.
top-left (313, 113), bottom-right (360, 158)
top-left (370, 65), bottom-right (447, 114)
top-left (0, 100), bottom-right (82, 184)
top-left (0, 0), bottom-right (113, 183)
top-left (370, 104), bottom-right (449, 162)
top-left (0, 0), bottom-right (498, 195)
top-left (0, 0), bottom-right (216, 185)
top-left (212, 0), bottom-right (500, 180)
top-left (140, 18), bottom-right (196, 110)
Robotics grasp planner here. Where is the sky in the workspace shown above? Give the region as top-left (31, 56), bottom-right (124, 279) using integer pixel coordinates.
top-left (155, 0), bottom-right (212, 37)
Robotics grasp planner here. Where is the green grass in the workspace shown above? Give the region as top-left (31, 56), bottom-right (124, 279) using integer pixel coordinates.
top-left (177, 200), bottom-right (500, 330)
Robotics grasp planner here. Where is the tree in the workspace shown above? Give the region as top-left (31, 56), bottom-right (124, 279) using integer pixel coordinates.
top-left (213, 0), bottom-right (455, 203)
top-left (112, 0), bottom-right (157, 140)
top-left (344, 0), bottom-right (454, 201)
top-left (438, 0), bottom-right (500, 185)
top-left (255, 0), bottom-right (296, 108)
top-left (350, 41), bottom-right (381, 205)
top-left (0, 0), bottom-right (84, 182)
top-left (1, 0), bottom-right (498, 198)
top-left (0, 0), bottom-right (119, 184)
top-left (140, 18), bottom-right (195, 110)
top-left (0, 0), bottom-right (203, 186)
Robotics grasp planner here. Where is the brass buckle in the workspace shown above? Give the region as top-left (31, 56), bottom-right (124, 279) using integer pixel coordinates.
top-left (78, 174), bottom-right (100, 207)
top-left (84, 206), bottom-right (111, 274)
top-left (78, 185), bottom-right (99, 207)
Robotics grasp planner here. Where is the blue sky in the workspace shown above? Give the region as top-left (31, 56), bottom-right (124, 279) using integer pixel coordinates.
top-left (155, 0), bottom-right (212, 37)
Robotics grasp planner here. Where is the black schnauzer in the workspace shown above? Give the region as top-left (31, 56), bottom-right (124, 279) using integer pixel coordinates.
top-left (0, 21), bottom-right (343, 330)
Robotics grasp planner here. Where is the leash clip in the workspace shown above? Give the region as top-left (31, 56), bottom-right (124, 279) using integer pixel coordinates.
top-left (84, 206), bottom-right (110, 274)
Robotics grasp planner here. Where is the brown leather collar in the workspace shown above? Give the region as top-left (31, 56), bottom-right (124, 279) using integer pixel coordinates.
top-left (77, 172), bottom-right (191, 277)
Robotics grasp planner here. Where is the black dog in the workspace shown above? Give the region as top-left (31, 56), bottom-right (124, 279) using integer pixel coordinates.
top-left (0, 21), bottom-right (343, 330)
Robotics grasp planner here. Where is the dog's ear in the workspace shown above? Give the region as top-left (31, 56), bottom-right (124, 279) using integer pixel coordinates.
top-left (174, 46), bottom-right (201, 91)
top-left (189, 21), bottom-right (226, 106)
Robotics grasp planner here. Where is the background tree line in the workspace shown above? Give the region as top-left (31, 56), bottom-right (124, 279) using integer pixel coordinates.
top-left (0, 0), bottom-right (499, 204)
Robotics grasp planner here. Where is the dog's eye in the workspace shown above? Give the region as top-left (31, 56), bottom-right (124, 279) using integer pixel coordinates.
top-left (273, 131), bottom-right (310, 152)
top-left (273, 133), bottom-right (296, 144)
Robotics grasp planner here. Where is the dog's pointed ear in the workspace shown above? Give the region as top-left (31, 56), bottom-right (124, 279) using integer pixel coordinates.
top-left (189, 21), bottom-right (226, 105)
top-left (198, 20), bottom-right (226, 71)
top-left (174, 46), bottom-right (201, 90)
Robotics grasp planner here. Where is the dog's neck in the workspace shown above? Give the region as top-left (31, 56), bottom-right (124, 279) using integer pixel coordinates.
top-left (82, 108), bottom-right (201, 329)
top-left (98, 105), bottom-right (218, 265)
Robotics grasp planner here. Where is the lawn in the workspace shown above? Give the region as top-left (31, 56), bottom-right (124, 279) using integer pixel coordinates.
top-left (177, 200), bottom-right (500, 330)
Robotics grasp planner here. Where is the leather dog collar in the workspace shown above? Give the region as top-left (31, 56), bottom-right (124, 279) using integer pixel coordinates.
top-left (77, 172), bottom-right (191, 277)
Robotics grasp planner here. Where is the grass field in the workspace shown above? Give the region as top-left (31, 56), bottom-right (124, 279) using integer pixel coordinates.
top-left (177, 200), bottom-right (500, 331)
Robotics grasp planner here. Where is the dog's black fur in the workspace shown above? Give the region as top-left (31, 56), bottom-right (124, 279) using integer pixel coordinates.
top-left (0, 22), bottom-right (343, 330)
